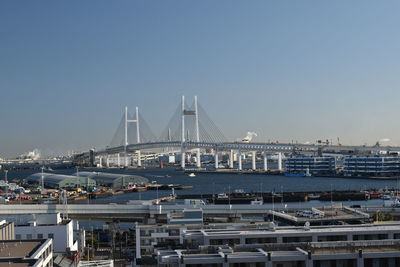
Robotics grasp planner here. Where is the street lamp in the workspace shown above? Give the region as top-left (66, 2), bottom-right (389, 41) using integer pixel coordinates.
top-left (76, 166), bottom-right (79, 188)
top-left (4, 170), bottom-right (8, 184)
top-left (41, 167), bottom-right (45, 192)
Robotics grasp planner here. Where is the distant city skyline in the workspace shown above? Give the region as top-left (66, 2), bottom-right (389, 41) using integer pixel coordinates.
top-left (1, 1), bottom-right (400, 157)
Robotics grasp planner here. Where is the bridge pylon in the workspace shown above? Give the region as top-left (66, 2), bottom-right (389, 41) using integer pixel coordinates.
top-left (180, 95), bottom-right (201, 169)
top-left (124, 106), bottom-right (141, 167)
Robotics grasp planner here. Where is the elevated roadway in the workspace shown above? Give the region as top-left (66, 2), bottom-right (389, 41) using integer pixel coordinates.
top-left (0, 203), bottom-right (373, 224)
top-left (74, 141), bottom-right (400, 162)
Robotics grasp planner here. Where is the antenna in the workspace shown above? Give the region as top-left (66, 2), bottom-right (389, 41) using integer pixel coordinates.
top-left (60, 190), bottom-right (68, 220)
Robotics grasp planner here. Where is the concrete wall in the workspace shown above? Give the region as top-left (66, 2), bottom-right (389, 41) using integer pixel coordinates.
top-left (0, 213), bottom-right (61, 226)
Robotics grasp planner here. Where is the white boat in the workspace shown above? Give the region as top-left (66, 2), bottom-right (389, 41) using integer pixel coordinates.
top-left (188, 173), bottom-right (196, 177)
top-left (381, 195), bottom-right (392, 200)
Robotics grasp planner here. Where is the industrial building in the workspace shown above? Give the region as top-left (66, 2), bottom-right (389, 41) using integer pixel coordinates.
top-left (25, 173), bottom-right (96, 189)
top-left (343, 156), bottom-right (400, 177)
top-left (74, 171), bottom-right (148, 189)
top-left (285, 156), bottom-right (336, 175)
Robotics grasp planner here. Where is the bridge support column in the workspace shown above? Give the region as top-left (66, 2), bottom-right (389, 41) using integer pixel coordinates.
top-left (252, 151), bottom-right (256, 170)
top-left (99, 157), bottom-right (103, 168)
top-left (214, 149), bottom-right (219, 169)
top-left (196, 148), bottom-right (201, 168)
top-left (137, 150), bottom-right (142, 167)
top-left (277, 152), bottom-right (282, 171)
top-left (106, 156), bottom-right (110, 168)
top-left (229, 150), bottom-right (234, 168)
top-left (238, 151), bottom-right (242, 171)
top-left (263, 152), bottom-right (268, 172)
top-left (181, 149), bottom-right (186, 169)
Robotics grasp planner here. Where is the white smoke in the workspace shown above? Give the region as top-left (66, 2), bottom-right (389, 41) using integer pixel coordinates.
top-left (242, 132), bottom-right (258, 142)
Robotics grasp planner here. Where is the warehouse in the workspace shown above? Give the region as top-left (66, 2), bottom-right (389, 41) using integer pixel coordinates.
top-left (344, 156), bottom-right (400, 177)
top-left (74, 171), bottom-right (148, 189)
top-left (25, 173), bottom-right (96, 189)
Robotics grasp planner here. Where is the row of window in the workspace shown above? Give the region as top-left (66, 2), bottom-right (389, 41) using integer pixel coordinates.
top-left (208, 233), bottom-right (398, 245)
top-left (15, 233), bottom-right (54, 240)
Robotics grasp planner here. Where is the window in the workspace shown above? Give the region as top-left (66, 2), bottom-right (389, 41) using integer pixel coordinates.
top-left (26, 234), bottom-right (32, 240)
top-left (48, 233), bottom-right (54, 239)
top-left (16, 234), bottom-right (21, 240)
top-left (37, 234), bottom-right (43, 239)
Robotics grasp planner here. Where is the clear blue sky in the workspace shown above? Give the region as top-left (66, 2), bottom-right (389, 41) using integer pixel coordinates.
top-left (1, 1), bottom-right (400, 157)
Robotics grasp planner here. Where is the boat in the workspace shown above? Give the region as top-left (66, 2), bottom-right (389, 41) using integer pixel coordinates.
top-left (131, 185), bottom-right (147, 192)
top-left (284, 169), bottom-right (312, 177)
top-left (284, 173), bottom-right (311, 177)
top-left (307, 193), bottom-right (320, 200)
top-left (208, 191), bottom-right (259, 204)
top-left (380, 195), bottom-right (392, 200)
top-left (188, 173), bottom-right (196, 177)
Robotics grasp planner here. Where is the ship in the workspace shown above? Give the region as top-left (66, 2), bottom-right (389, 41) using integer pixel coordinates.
top-left (284, 168), bottom-right (311, 177)
top-left (208, 190), bottom-right (261, 204)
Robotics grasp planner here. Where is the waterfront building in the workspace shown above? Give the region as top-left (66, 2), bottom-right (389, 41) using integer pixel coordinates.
top-left (74, 171), bottom-right (148, 189)
top-left (25, 173), bottom-right (96, 189)
top-left (285, 156), bottom-right (336, 175)
top-left (343, 156), bottom-right (400, 177)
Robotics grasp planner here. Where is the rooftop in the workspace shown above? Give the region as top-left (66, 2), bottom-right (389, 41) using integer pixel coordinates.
top-left (185, 223), bottom-right (400, 238)
top-left (0, 258), bottom-right (39, 267)
top-left (0, 240), bottom-right (44, 258)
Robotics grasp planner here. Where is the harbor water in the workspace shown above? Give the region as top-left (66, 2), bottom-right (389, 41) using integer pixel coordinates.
top-left (5, 166), bottom-right (400, 204)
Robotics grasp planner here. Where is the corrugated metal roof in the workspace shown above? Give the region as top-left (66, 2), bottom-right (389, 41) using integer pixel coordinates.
top-left (74, 171), bottom-right (148, 184)
top-left (25, 173), bottom-right (95, 185)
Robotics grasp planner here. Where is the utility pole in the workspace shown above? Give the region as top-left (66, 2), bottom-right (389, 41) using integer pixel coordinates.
top-left (41, 167), bottom-right (44, 192)
top-left (75, 166), bottom-right (79, 188)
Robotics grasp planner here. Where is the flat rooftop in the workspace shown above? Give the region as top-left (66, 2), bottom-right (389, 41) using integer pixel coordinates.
top-left (312, 240), bottom-right (400, 255)
top-left (186, 223), bottom-right (400, 237)
top-left (0, 241), bottom-right (44, 258)
top-left (0, 259), bottom-right (38, 267)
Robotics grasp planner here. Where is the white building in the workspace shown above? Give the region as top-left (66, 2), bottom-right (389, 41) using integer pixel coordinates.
top-left (11, 213), bottom-right (79, 253)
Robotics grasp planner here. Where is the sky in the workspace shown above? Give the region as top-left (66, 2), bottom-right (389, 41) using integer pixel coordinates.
top-left (1, 1), bottom-right (400, 158)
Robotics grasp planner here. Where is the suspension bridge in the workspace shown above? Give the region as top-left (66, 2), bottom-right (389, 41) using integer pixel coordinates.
top-left (73, 96), bottom-right (400, 171)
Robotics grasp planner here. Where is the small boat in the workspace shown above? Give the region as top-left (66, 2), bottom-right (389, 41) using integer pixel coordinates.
top-left (307, 194), bottom-right (320, 200)
top-left (284, 168), bottom-right (311, 177)
top-left (188, 173), bottom-right (196, 177)
top-left (209, 192), bottom-right (258, 204)
top-left (381, 195), bottom-right (392, 200)
top-left (284, 173), bottom-right (311, 177)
